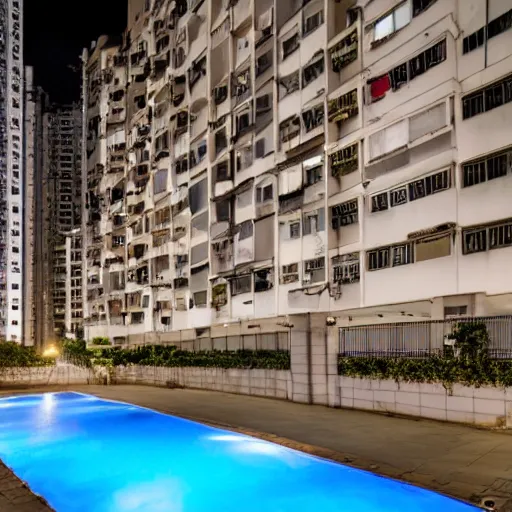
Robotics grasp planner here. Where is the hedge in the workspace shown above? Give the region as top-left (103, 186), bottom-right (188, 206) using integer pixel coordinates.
top-left (0, 343), bottom-right (54, 369)
top-left (338, 356), bottom-right (512, 388)
top-left (63, 341), bottom-right (290, 370)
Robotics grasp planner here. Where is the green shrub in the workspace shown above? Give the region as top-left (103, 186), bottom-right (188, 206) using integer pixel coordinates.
top-left (73, 344), bottom-right (290, 370)
top-left (91, 337), bottom-right (111, 346)
top-left (0, 343), bottom-right (54, 369)
top-left (61, 339), bottom-right (94, 368)
top-left (338, 322), bottom-right (512, 388)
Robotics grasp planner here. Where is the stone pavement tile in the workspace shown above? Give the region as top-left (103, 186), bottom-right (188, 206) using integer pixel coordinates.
top-left (0, 460), bottom-right (53, 512)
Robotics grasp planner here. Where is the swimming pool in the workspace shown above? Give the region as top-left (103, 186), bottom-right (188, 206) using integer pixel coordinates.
top-left (0, 392), bottom-right (480, 512)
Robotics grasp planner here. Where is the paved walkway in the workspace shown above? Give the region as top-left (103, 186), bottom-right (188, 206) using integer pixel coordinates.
top-left (0, 463), bottom-right (52, 511)
top-left (2, 385), bottom-right (512, 510)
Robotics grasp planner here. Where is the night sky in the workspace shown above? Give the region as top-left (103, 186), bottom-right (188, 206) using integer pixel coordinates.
top-left (24, 0), bottom-right (127, 104)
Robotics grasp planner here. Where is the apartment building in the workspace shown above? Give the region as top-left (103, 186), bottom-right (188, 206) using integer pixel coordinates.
top-left (82, 0), bottom-right (512, 344)
top-left (0, 0), bottom-right (23, 342)
top-left (23, 66), bottom-right (49, 348)
top-left (44, 105), bottom-right (83, 339)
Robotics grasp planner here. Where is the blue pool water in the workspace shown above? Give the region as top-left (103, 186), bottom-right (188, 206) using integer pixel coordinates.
top-left (0, 392), bottom-right (480, 512)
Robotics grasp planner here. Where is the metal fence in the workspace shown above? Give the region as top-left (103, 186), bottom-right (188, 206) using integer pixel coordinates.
top-left (180, 332), bottom-right (290, 352)
top-left (339, 316), bottom-right (512, 359)
top-left (121, 331), bottom-right (291, 352)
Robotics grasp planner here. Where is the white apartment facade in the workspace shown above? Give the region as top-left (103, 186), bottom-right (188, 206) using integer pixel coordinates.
top-left (83, 0), bottom-right (512, 344)
top-left (0, 0), bottom-right (23, 342)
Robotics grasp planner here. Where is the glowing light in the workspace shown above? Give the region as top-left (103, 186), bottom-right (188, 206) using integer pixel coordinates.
top-left (42, 345), bottom-right (59, 358)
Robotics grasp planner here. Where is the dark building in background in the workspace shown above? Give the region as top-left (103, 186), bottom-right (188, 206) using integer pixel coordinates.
top-left (44, 104), bottom-right (83, 339)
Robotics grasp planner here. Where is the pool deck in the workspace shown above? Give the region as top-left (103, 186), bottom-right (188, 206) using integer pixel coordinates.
top-left (2, 385), bottom-right (512, 511)
top-left (0, 463), bottom-right (53, 511)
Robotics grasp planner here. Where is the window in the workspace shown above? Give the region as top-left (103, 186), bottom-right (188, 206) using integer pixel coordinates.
top-left (488, 8), bottom-right (512, 39)
top-left (254, 269), bottom-right (273, 292)
top-left (444, 305), bottom-right (468, 317)
top-left (154, 169), bottom-right (168, 194)
top-left (463, 8), bottom-right (512, 54)
top-left (330, 29), bottom-right (357, 72)
top-left (238, 221), bottom-right (253, 241)
top-left (367, 248), bottom-right (388, 271)
top-left (256, 184), bottom-right (273, 203)
top-left (490, 222), bottom-right (512, 250)
top-left (280, 116), bottom-right (301, 143)
top-left (371, 192), bottom-right (388, 212)
top-left (289, 222), bottom-right (300, 239)
top-left (131, 312), bottom-right (144, 324)
top-left (12, 205), bottom-right (19, 214)
top-left (371, 170), bottom-right (450, 212)
top-left (279, 71), bottom-right (300, 99)
top-left (392, 243), bottom-right (413, 266)
top-left (303, 10), bottom-right (324, 35)
top-left (408, 169), bottom-right (450, 201)
top-left (303, 209), bottom-right (325, 235)
top-left (332, 253), bottom-right (360, 284)
top-left (12, 283), bottom-right (19, 290)
top-left (282, 33), bottom-right (299, 59)
top-left (462, 27), bottom-right (486, 55)
top-left (302, 104), bottom-right (324, 132)
top-left (256, 94), bottom-right (271, 116)
top-left (330, 143), bottom-right (358, 177)
top-left (216, 200), bottom-right (230, 222)
top-left (331, 199), bottom-right (358, 228)
top-left (142, 295), bottom-right (150, 308)
top-left (255, 138), bottom-right (266, 158)
top-left (236, 111), bottom-right (251, 136)
top-left (193, 291), bottom-right (207, 307)
top-left (462, 74), bottom-right (512, 120)
top-left (304, 257), bottom-right (325, 283)
top-left (367, 40), bottom-right (446, 102)
top-left (373, 2), bottom-right (411, 44)
top-left (462, 148), bottom-right (511, 188)
top-left (231, 275), bottom-right (251, 296)
top-left (390, 186), bottom-right (408, 207)
top-left (281, 263), bottom-right (299, 284)
top-left (328, 89), bottom-right (358, 123)
top-left (462, 227), bottom-right (487, 255)
top-left (302, 52), bottom-right (324, 88)
top-left (215, 161), bottom-right (230, 182)
top-left (367, 243), bottom-right (412, 271)
top-left (256, 50), bottom-right (272, 77)
top-left (305, 162), bottom-right (322, 186)
top-left (462, 220), bottom-right (512, 255)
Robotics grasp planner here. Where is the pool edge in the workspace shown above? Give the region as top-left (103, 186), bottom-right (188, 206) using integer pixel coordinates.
top-left (0, 389), bottom-right (488, 510)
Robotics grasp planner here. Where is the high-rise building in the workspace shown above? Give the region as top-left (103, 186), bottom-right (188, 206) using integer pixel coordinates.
top-left (23, 66), bottom-right (49, 348)
top-left (43, 104), bottom-right (83, 340)
top-left (82, 0), bottom-right (512, 347)
top-left (0, 0), bottom-right (23, 342)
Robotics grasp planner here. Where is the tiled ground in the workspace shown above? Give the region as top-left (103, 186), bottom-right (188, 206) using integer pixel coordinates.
top-left (0, 462), bottom-right (52, 511)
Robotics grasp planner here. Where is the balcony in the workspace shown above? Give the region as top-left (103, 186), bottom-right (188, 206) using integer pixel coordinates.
top-left (152, 267), bottom-right (172, 287)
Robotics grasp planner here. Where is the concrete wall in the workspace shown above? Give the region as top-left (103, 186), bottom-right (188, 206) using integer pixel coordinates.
top-left (335, 376), bottom-right (512, 429)
top-left (0, 365), bottom-right (97, 387)
top-left (113, 366), bottom-right (292, 400)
